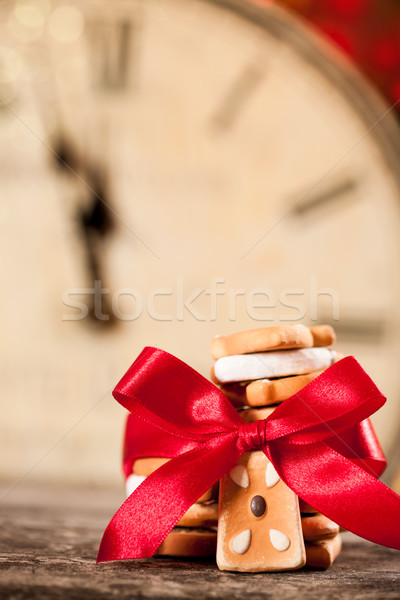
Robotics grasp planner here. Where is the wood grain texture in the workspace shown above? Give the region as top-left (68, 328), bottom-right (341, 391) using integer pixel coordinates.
top-left (0, 482), bottom-right (398, 599)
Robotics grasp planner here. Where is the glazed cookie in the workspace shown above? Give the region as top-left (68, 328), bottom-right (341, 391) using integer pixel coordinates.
top-left (212, 348), bottom-right (338, 384)
top-left (211, 325), bottom-right (335, 360)
top-left (217, 450), bottom-right (305, 572)
top-left (301, 514), bottom-right (340, 541)
top-left (132, 458), bottom-right (216, 503)
top-left (305, 534), bottom-right (342, 569)
top-left (220, 370), bottom-right (324, 408)
top-left (156, 527), bottom-right (217, 557)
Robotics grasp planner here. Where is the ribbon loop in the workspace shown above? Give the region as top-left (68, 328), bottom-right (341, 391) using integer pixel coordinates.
top-left (238, 420), bottom-right (268, 452)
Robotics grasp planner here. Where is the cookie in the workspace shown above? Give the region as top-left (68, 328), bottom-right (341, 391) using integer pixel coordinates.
top-left (156, 527), bottom-right (217, 557)
top-left (311, 325), bottom-right (336, 348)
top-left (305, 535), bottom-right (342, 569)
top-left (238, 406), bottom-right (275, 423)
top-left (212, 348), bottom-right (338, 384)
top-left (133, 457), bottom-right (170, 475)
top-left (220, 370), bottom-right (324, 408)
top-left (299, 498), bottom-right (319, 514)
top-left (211, 325), bottom-right (335, 360)
top-left (216, 450), bottom-right (306, 572)
top-left (301, 514), bottom-right (340, 541)
top-left (177, 502), bottom-right (218, 528)
top-left (133, 458), bottom-right (216, 503)
top-left (211, 325), bottom-right (314, 360)
top-left (126, 473), bottom-right (146, 497)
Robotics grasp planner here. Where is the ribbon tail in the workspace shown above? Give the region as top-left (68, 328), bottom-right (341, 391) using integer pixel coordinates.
top-left (97, 433), bottom-right (240, 562)
top-left (267, 439), bottom-right (400, 550)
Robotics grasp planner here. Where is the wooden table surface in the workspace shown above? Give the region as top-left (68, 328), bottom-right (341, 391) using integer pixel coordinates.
top-left (0, 482), bottom-right (398, 600)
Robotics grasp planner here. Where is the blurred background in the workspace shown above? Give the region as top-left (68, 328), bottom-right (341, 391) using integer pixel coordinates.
top-left (1, 0), bottom-right (400, 492)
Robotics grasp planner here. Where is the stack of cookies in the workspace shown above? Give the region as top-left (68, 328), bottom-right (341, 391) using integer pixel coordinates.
top-left (126, 458), bottom-right (219, 557)
top-left (210, 324), bottom-right (343, 572)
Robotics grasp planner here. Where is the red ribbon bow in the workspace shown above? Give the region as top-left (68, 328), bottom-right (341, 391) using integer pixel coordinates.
top-left (97, 347), bottom-right (400, 562)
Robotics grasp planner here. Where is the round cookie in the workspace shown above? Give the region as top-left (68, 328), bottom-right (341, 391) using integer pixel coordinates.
top-left (210, 325), bottom-right (335, 360)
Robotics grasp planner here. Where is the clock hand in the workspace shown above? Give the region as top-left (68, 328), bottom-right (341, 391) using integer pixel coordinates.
top-left (77, 166), bottom-right (115, 326)
top-left (53, 134), bottom-right (116, 327)
top-left (292, 177), bottom-right (358, 217)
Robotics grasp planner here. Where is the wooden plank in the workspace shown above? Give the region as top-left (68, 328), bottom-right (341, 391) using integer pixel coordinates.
top-left (0, 483), bottom-right (398, 599)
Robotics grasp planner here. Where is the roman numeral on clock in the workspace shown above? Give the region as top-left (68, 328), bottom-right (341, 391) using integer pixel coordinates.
top-left (86, 19), bottom-right (135, 90)
top-left (292, 177), bottom-right (358, 217)
top-left (316, 315), bottom-right (385, 344)
top-left (211, 62), bottom-right (265, 131)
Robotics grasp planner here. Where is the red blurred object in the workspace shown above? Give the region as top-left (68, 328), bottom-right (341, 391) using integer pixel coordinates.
top-left (274, 0), bottom-right (400, 109)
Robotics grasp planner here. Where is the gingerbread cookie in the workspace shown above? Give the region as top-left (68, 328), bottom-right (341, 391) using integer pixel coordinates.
top-left (212, 348), bottom-right (338, 384)
top-left (217, 450), bottom-right (305, 572)
top-left (211, 325), bottom-right (335, 360)
top-left (157, 527), bottom-right (217, 557)
top-left (220, 370), bottom-right (324, 408)
top-left (305, 534), bottom-right (342, 569)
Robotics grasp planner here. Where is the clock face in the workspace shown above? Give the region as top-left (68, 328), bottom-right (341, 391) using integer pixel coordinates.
top-left (1, 0), bottom-right (400, 483)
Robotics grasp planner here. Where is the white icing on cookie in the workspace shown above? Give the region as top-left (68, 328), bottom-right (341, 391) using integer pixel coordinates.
top-left (269, 529), bottom-right (291, 551)
top-left (266, 462), bottom-right (280, 488)
top-left (229, 464), bottom-right (249, 488)
top-left (214, 348), bottom-right (334, 383)
top-left (232, 529), bottom-right (251, 554)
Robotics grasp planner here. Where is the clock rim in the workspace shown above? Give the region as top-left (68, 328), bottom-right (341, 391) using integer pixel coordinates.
top-left (204, 0), bottom-right (400, 188)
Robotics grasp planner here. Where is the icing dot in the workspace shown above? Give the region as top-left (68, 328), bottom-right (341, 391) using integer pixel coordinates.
top-left (266, 462), bottom-right (280, 488)
top-left (229, 464), bottom-right (249, 488)
top-left (269, 529), bottom-right (290, 551)
top-left (231, 529), bottom-right (251, 554)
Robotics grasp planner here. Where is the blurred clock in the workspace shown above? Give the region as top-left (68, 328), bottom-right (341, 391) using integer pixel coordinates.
top-left (1, 0), bottom-right (400, 485)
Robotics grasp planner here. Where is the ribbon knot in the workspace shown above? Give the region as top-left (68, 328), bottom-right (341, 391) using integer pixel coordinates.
top-left (238, 420), bottom-right (268, 452)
